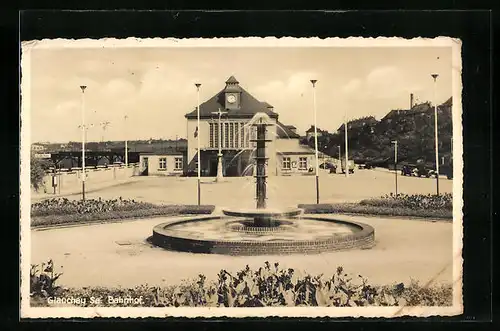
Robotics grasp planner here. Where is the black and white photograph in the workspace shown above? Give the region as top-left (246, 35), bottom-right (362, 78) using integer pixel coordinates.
top-left (20, 37), bottom-right (463, 318)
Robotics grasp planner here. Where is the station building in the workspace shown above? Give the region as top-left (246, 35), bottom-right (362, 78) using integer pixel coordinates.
top-left (182, 76), bottom-right (323, 177)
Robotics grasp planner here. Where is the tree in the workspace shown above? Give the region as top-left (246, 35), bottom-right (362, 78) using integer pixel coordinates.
top-left (31, 154), bottom-right (51, 192)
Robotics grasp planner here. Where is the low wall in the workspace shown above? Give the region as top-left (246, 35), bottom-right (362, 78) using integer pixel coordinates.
top-left (152, 216), bottom-right (375, 256)
top-left (37, 164), bottom-right (140, 195)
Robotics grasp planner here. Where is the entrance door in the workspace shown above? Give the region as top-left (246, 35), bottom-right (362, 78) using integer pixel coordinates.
top-left (209, 158), bottom-right (218, 177)
top-left (142, 157), bottom-right (149, 175)
top-left (225, 158), bottom-right (239, 177)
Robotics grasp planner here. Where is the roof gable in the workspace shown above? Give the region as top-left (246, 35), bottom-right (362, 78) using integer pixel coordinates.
top-left (226, 75), bottom-right (239, 84)
top-left (185, 80), bottom-right (279, 119)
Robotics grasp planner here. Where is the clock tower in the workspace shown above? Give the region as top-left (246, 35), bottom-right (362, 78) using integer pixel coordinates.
top-left (224, 75), bottom-right (242, 110)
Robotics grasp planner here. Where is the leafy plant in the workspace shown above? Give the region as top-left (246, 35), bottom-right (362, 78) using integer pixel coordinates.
top-left (31, 261), bottom-right (452, 307)
top-left (30, 259), bottom-right (63, 298)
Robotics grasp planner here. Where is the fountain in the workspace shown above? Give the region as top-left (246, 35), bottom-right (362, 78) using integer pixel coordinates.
top-left (152, 113), bottom-right (375, 255)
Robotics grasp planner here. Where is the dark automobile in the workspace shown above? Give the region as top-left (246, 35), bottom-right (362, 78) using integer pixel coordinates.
top-left (319, 162), bottom-right (336, 170)
top-left (401, 165), bottom-right (413, 176)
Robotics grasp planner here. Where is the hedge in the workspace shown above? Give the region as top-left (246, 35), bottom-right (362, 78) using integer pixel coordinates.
top-left (31, 205), bottom-right (216, 228)
top-left (298, 203), bottom-right (452, 219)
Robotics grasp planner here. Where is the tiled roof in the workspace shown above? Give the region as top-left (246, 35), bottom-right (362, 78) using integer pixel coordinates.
top-left (185, 77), bottom-right (279, 119)
top-left (276, 121), bottom-right (300, 139)
top-left (139, 150), bottom-right (184, 156)
top-left (306, 125), bottom-right (324, 133)
top-left (279, 144), bottom-right (317, 155)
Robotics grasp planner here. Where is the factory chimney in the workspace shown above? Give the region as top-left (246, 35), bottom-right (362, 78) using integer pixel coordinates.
top-left (410, 93), bottom-right (414, 109)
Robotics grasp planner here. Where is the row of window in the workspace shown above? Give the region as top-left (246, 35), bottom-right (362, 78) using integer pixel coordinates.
top-left (282, 157), bottom-right (308, 170)
top-left (157, 157), bottom-right (183, 170)
top-left (148, 156), bottom-right (307, 171)
top-left (209, 122), bottom-right (255, 149)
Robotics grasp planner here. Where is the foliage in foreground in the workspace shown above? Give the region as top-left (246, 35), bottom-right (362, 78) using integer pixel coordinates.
top-left (30, 260), bottom-right (452, 307)
top-left (30, 259), bottom-right (63, 299)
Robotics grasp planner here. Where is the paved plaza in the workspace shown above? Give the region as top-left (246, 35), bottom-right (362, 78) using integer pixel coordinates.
top-left (30, 169), bottom-right (454, 288)
top-left (33, 168), bottom-right (453, 209)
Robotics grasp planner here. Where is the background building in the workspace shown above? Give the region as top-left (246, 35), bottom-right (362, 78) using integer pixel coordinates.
top-left (139, 151), bottom-right (184, 176)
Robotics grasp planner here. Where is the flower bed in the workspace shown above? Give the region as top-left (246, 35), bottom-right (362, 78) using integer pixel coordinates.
top-left (299, 203), bottom-right (452, 219)
top-left (31, 198), bottom-right (215, 228)
top-left (31, 197), bottom-right (157, 217)
top-left (31, 260), bottom-right (452, 307)
top-left (299, 193), bottom-right (453, 220)
top-left (359, 193), bottom-right (453, 210)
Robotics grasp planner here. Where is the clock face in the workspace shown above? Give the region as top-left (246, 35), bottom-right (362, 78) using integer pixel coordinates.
top-left (227, 94), bottom-right (237, 103)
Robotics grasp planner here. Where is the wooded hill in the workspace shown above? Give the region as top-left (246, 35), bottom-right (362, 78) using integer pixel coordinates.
top-left (302, 97), bottom-right (453, 167)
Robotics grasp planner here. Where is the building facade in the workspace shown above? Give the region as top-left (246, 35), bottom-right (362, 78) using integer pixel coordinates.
top-left (139, 152), bottom-right (184, 176)
top-left (184, 76), bottom-right (320, 177)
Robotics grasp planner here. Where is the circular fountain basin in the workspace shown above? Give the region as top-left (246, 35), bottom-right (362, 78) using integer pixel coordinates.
top-left (151, 215), bottom-right (375, 256)
top-left (221, 207), bottom-right (303, 219)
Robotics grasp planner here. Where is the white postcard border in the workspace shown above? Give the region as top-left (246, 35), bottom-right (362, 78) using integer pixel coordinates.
top-left (20, 36), bottom-right (464, 319)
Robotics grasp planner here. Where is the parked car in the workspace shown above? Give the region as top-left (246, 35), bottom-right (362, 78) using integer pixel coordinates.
top-left (427, 169), bottom-right (438, 178)
top-left (412, 164), bottom-right (438, 178)
top-left (341, 159), bottom-right (355, 174)
top-left (319, 162), bottom-right (336, 170)
top-left (401, 165), bottom-right (413, 176)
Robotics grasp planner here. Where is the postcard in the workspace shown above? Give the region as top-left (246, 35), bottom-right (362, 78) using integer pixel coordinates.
top-left (21, 36), bottom-right (463, 318)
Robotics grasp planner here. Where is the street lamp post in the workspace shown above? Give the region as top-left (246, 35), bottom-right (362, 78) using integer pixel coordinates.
top-left (323, 145), bottom-right (327, 167)
top-left (212, 108), bottom-right (228, 182)
top-left (392, 140), bottom-right (398, 196)
top-left (310, 80), bottom-right (319, 204)
top-left (195, 83), bottom-right (202, 205)
top-left (431, 74), bottom-right (440, 196)
top-left (100, 121), bottom-right (110, 144)
top-left (344, 108), bottom-right (349, 178)
top-left (338, 145), bottom-right (341, 172)
top-left (124, 115), bottom-right (129, 167)
top-left (80, 85), bottom-right (87, 201)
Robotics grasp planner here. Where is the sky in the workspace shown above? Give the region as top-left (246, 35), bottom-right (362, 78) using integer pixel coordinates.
top-left (26, 45), bottom-right (453, 143)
